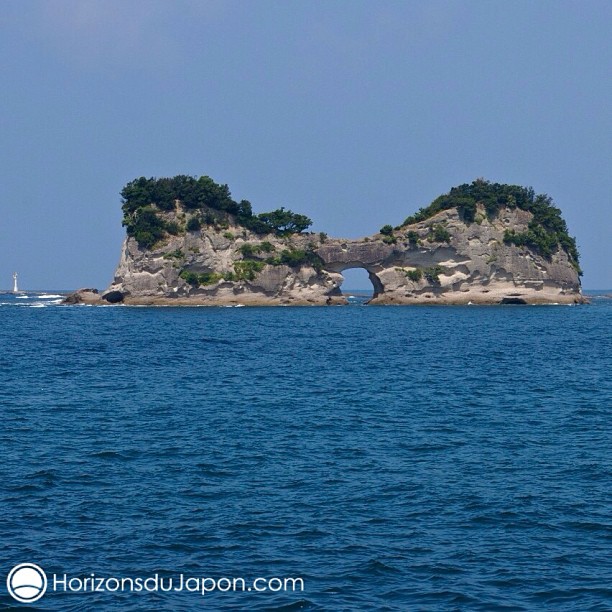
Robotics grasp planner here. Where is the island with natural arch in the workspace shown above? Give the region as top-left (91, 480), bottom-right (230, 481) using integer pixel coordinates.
top-left (66, 175), bottom-right (585, 306)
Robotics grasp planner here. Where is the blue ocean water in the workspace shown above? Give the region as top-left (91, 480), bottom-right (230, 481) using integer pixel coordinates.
top-left (0, 293), bottom-right (610, 611)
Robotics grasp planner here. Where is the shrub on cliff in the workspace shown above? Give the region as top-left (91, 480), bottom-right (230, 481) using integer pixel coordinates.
top-left (179, 269), bottom-right (224, 286)
top-left (428, 224), bottom-right (451, 243)
top-left (424, 266), bottom-right (444, 285)
top-left (406, 269), bottom-right (423, 282)
top-left (402, 266), bottom-right (443, 285)
top-left (406, 230), bottom-right (420, 245)
top-left (122, 206), bottom-right (168, 249)
top-left (186, 216), bottom-right (201, 231)
top-left (239, 242), bottom-right (276, 258)
top-left (233, 260), bottom-right (265, 281)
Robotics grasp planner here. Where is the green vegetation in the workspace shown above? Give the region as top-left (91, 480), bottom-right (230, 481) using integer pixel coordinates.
top-left (165, 221), bottom-right (180, 235)
top-left (504, 225), bottom-right (580, 274)
top-left (238, 244), bottom-right (256, 258)
top-left (406, 268), bottom-right (423, 282)
top-left (424, 265), bottom-right (444, 285)
top-left (254, 208), bottom-right (312, 235)
top-left (402, 265), bottom-right (445, 285)
top-left (265, 247), bottom-right (324, 272)
top-left (400, 179), bottom-right (580, 269)
top-left (121, 175), bottom-right (313, 248)
top-left (223, 231), bottom-right (235, 240)
top-left (179, 270), bottom-right (223, 286)
top-left (319, 232), bottom-right (328, 243)
top-left (162, 249), bottom-right (184, 260)
top-left (500, 193), bottom-right (581, 272)
top-left (180, 243), bottom-right (324, 288)
top-left (240, 241), bottom-right (323, 272)
top-left (233, 260), bottom-right (265, 281)
top-left (203, 212), bottom-right (218, 225)
top-left (380, 224), bottom-right (398, 244)
top-left (401, 179), bottom-right (529, 225)
top-left (406, 230), bottom-right (420, 245)
top-left (186, 216), bottom-right (201, 231)
top-left (456, 199), bottom-right (477, 222)
top-left (427, 224), bottom-right (451, 243)
top-left (122, 206), bottom-right (169, 249)
top-left (238, 242), bottom-right (276, 258)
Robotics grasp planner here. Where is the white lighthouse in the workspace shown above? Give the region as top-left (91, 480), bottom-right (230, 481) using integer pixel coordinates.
top-left (13, 272), bottom-right (19, 293)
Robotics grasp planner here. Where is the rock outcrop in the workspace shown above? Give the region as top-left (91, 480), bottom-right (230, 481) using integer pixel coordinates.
top-left (64, 178), bottom-right (585, 306)
top-left (62, 288), bottom-right (100, 304)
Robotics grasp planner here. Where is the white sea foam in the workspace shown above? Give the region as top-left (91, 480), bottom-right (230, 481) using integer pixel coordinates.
top-left (38, 294), bottom-right (64, 299)
top-left (12, 299), bottom-right (63, 307)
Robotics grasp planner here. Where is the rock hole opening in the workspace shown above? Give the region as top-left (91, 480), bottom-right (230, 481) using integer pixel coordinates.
top-left (339, 267), bottom-right (382, 304)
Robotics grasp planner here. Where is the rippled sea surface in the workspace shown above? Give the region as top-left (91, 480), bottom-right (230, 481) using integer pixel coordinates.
top-left (1, 292), bottom-right (610, 611)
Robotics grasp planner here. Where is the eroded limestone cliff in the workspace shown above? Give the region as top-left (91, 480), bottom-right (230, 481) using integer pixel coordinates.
top-left (66, 177), bottom-right (584, 306)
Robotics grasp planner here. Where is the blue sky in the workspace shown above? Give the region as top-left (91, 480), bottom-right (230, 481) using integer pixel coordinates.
top-left (0, 0), bottom-right (610, 290)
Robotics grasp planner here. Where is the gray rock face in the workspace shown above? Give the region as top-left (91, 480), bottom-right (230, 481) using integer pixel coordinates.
top-left (315, 206), bottom-right (582, 304)
top-left (79, 202), bottom-right (583, 306)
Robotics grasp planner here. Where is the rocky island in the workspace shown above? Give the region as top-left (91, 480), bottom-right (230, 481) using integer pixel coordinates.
top-left (66, 176), bottom-right (584, 306)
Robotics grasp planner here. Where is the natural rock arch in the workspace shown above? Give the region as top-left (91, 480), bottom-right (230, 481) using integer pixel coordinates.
top-left (324, 264), bottom-right (385, 300)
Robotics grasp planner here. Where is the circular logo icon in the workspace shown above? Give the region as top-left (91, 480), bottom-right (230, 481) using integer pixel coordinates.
top-left (7, 563), bottom-right (47, 603)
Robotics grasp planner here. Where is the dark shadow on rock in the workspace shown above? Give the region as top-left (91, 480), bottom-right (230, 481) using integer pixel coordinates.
top-left (102, 291), bottom-right (125, 304)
